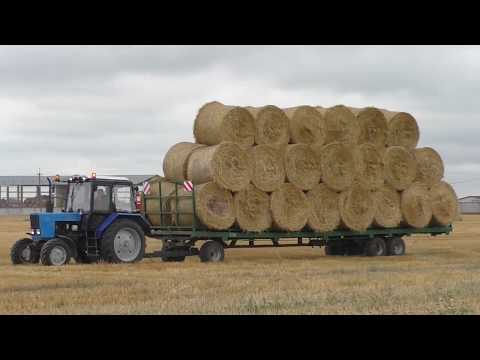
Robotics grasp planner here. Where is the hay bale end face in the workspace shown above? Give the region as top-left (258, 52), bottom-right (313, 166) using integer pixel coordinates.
top-left (382, 110), bottom-right (420, 149)
top-left (352, 107), bottom-right (388, 149)
top-left (187, 142), bottom-right (253, 192)
top-left (270, 183), bottom-right (309, 231)
top-left (250, 145), bottom-right (285, 192)
top-left (246, 105), bottom-right (290, 146)
top-left (284, 144), bottom-right (321, 191)
top-left (284, 106), bottom-right (326, 144)
top-left (319, 142), bottom-right (355, 192)
top-left (307, 183), bottom-right (341, 232)
top-left (143, 177), bottom-right (177, 226)
top-left (373, 184), bottom-right (402, 228)
top-left (415, 147), bottom-right (445, 187)
top-left (163, 142), bottom-right (206, 182)
top-left (194, 182), bottom-right (236, 230)
top-left (401, 182), bottom-right (433, 228)
top-left (194, 101), bottom-right (256, 148)
top-left (430, 181), bottom-right (458, 226)
top-left (353, 143), bottom-right (384, 191)
top-left (383, 146), bottom-right (417, 191)
top-left (234, 184), bottom-right (272, 232)
top-left (339, 184), bottom-right (376, 231)
top-left (317, 105), bottom-right (360, 145)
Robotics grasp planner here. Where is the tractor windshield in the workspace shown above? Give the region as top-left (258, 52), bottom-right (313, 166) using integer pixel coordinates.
top-left (66, 182), bottom-right (92, 212)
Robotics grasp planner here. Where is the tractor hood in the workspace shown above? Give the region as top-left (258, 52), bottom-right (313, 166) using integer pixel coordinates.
top-left (30, 212), bottom-right (82, 241)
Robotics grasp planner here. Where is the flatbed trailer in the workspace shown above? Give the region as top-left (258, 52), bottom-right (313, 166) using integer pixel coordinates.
top-left (141, 181), bottom-right (453, 262)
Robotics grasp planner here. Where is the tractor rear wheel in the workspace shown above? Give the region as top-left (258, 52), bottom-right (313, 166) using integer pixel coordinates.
top-left (199, 241), bottom-right (224, 263)
top-left (40, 239), bottom-right (72, 266)
top-left (101, 219), bottom-right (145, 263)
top-left (11, 238), bottom-right (40, 265)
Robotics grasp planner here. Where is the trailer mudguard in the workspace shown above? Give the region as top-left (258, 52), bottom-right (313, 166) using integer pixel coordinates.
top-left (95, 213), bottom-right (151, 238)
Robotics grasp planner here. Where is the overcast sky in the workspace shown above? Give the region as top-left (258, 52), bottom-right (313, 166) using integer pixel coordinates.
top-left (0, 45), bottom-right (478, 196)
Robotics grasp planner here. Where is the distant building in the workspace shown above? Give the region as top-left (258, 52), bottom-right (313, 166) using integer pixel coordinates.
top-left (458, 196), bottom-right (480, 214)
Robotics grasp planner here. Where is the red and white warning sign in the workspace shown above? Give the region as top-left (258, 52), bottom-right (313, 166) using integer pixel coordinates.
top-left (183, 181), bottom-right (194, 192)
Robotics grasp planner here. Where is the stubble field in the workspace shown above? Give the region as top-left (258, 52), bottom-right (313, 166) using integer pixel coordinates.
top-left (0, 215), bottom-right (479, 314)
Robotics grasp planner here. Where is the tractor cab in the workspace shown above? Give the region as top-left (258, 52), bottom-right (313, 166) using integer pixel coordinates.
top-left (11, 174), bottom-right (150, 266)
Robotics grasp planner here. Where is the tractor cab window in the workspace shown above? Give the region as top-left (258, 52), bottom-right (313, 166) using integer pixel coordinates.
top-left (66, 182), bottom-right (92, 213)
top-left (113, 185), bottom-right (135, 212)
top-left (93, 185), bottom-right (111, 212)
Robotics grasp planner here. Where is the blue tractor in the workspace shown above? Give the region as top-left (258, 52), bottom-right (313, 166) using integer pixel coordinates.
top-left (10, 175), bottom-right (151, 266)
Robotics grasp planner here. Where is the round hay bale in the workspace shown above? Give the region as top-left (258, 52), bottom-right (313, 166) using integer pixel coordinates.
top-left (339, 184), bottom-right (375, 231)
top-left (318, 142), bottom-right (355, 192)
top-left (270, 183), bottom-right (309, 231)
top-left (317, 105), bottom-right (360, 145)
top-left (246, 105), bottom-right (290, 146)
top-left (350, 107), bottom-right (388, 149)
top-left (284, 144), bottom-right (321, 190)
top-left (373, 184), bottom-right (402, 228)
top-left (163, 142), bottom-right (206, 182)
top-left (353, 143), bottom-right (384, 191)
top-left (430, 181), bottom-right (458, 226)
top-left (381, 110), bottom-right (420, 149)
top-left (414, 147), bottom-right (445, 187)
top-left (401, 182), bottom-right (432, 228)
top-left (383, 146), bottom-right (417, 191)
top-left (250, 145), bottom-right (285, 192)
top-left (234, 184), bottom-right (272, 232)
top-left (283, 106), bottom-right (326, 144)
top-left (194, 101), bottom-right (256, 148)
top-left (171, 182), bottom-right (235, 230)
top-left (144, 176), bottom-right (177, 226)
top-left (307, 183), bottom-right (341, 232)
top-left (187, 142), bottom-right (253, 192)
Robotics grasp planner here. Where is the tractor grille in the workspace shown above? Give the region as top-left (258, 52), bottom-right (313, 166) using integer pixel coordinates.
top-left (30, 214), bottom-right (40, 230)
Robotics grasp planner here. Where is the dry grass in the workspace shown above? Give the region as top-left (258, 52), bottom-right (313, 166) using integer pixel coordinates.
top-left (1, 215), bottom-right (480, 314)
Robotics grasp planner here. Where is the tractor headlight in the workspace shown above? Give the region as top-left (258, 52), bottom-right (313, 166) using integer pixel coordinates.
top-left (35, 229), bottom-right (41, 235)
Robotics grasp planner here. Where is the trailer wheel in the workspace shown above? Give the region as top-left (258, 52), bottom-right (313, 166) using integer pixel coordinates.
top-left (365, 237), bottom-right (387, 257)
top-left (386, 237), bottom-right (405, 256)
top-left (101, 219), bottom-right (145, 263)
top-left (40, 239), bottom-right (72, 266)
top-left (11, 238), bottom-right (40, 265)
top-left (199, 241), bottom-right (224, 263)
top-left (325, 242), bottom-right (344, 256)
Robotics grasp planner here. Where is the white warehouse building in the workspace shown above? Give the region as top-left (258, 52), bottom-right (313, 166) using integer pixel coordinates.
top-left (458, 196), bottom-right (480, 214)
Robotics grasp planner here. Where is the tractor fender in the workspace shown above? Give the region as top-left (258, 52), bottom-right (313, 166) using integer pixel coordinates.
top-left (55, 235), bottom-right (78, 259)
top-left (95, 213), bottom-right (151, 239)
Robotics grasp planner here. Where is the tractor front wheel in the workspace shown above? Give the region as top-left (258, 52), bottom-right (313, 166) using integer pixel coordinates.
top-left (40, 239), bottom-right (72, 266)
top-left (11, 238), bottom-right (40, 265)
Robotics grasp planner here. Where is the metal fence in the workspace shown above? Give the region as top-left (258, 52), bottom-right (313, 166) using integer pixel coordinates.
top-left (0, 185), bottom-right (52, 208)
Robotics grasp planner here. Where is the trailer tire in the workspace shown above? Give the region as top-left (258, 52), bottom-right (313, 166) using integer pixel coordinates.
top-left (199, 241), bottom-right (224, 263)
top-left (325, 242), bottom-right (343, 256)
top-left (11, 238), bottom-right (40, 265)
top-left (365, 237), bottom-right (387, 257)
top-left (101, 219), bottom-right (145, 263)
top-left (40, 239), bottom-right (72, 266)
top-left (386, 237), bottom-right (406, 256)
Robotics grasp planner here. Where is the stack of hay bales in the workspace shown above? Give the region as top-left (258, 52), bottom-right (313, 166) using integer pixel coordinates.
top-left (145, 101), bottom-right (457, 233)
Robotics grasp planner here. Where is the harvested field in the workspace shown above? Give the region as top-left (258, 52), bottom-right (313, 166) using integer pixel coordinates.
top-left (0, 215), bottom-right (478, 314)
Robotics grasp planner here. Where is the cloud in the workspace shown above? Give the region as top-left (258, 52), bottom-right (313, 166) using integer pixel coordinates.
top-left (0, 45), bottom-right (479, 197)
